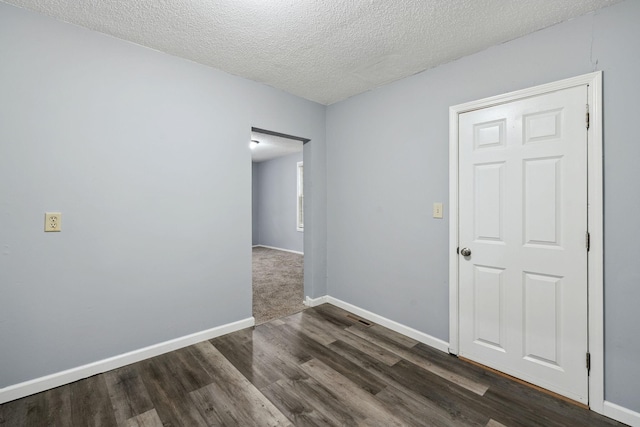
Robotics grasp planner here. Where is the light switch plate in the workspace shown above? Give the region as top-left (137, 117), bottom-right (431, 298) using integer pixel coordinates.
top-left (433, 203), bottom-right (443, 219)
top-left (45, 212), bottom-right (62, 232)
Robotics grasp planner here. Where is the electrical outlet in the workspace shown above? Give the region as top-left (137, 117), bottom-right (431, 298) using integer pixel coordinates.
top-left (45, 212), bottom-right (62, 232)
top-left (433, 203), bottom-right (443, 219)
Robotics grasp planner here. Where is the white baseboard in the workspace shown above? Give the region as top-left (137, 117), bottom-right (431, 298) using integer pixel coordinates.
top-left (603, 401), bottom-right (640, 426)
top-left (324, 296), bottom-right (450, 354)
top-left (0, 317), bottom-right (255, 405)
top-left (253, 245), bottom-right (303, 255)
top-left (304, 295), bottom-right (329, 307)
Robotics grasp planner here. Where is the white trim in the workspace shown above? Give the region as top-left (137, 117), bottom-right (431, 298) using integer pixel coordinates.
top-left (603, 401), bottom-right (640, 427)
top-left (253, 244), bottom-right (303, 255)
top-left (448, 71), bottom-right (604, 409)
top-left (326, 296), bottom-right (450, 353)
top-left (586, 72), bottom-right (604, 414)
top-left (296, 161), bottom-right (304, 232)
top-left (304, 295), bottom-right (329, 307)
top-left (0, 317), bottom-right (254, 405)
top-left (448, 98), bottom-right (460, 355)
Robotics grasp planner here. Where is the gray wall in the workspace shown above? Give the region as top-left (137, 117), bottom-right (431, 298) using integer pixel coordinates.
top-left (326, 0), bottom-right (639, 411)
top-left (0, 2), bottom-right (326, 389)
top-left (254, 152), bottom-right (304, 253)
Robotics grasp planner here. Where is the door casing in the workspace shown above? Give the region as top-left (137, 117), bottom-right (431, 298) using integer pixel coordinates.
top-left (448, 71), bottom-right (603, 411)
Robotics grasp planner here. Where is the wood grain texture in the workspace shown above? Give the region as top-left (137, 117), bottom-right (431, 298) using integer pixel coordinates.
top-left (286, 309), bottom-right (402, 366)
top-left (375, 385), bottom-right (476, 427)
top-left (0, 304), bottom-right (625, 427)
top-left (347, 323), bottom-right (490, 395)
top-left (262, 376), bottom-right (357, 426)
top-left (69, 374), bottom-right (118, 426)
top-left (300, 358), bottom-right (405, 426)
top-left (104, 365), bottom-right (154, 425)
top-left (121, 409), bottom-right (163, 427)
top-left (137, 353), bottom-right (208, 426)
top-left (188, 341), bottom-right (291, 427)
top-left (329, 338), bottom-right (491, 426)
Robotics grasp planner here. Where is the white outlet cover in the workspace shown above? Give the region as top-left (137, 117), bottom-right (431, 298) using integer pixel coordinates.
top-left (45, 212), bottom-right (62, 232)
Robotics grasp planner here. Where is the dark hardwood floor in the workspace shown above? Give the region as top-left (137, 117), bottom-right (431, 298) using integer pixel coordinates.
top-left (0, 304), bottom-right (626, 426)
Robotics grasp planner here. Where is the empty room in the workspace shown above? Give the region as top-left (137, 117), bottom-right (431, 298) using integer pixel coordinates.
top-left (0, 1), bottom-right (639, 426)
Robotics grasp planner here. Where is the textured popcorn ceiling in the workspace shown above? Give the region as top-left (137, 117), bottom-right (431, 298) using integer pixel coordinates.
top-left (3, 0), bottom-right (620, 104)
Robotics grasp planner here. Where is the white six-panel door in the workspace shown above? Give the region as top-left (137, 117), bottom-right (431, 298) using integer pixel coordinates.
top-left (458, 85), bottom-right (589, 403)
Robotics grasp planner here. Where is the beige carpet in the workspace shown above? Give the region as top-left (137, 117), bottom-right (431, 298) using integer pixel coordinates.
top-left (252, 246), bottom-right (305, 325)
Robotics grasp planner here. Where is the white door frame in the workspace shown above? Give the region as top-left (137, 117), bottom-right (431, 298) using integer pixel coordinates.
top-left (448, 71), bottom-right (604, 412)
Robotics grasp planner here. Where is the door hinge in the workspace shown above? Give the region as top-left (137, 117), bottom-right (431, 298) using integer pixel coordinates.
top-left (586, 104), bottom-right (590, 130)
top-left (586, 231), bottom-right (591, 251)
top-left (586, 352), bottom-right (591, 373)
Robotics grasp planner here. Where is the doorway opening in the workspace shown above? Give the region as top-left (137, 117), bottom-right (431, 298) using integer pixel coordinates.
top-left (250, 127), bottom-right (310, 325)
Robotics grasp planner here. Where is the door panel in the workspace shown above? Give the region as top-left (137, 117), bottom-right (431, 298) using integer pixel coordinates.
top-left (458, 85), bottom-right (588, 403)
top-left (474, 163), bottom-right (504, 242)
top-left (524, 157), bottom-right (562, 246)
top-left (473, 265), bottom-right (505, 351)
top-left (523, 271), bottom-right (562, 367)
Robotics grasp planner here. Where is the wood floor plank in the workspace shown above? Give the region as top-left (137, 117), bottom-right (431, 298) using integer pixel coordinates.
top-left (347, 324), bottom-right (490, 395)
top-left (22, 394), bottom-right (47, 427)
top-left (311, 303), bottom-right (366, 328)
top-left (213, 323), bottom-right (313, 390)
top-left (251, 324), bottom-right (314, 375)
top-left (138, 354), bottom-right (208, 426)
top-left (190, 382), bottom-right (291, 427)
top-left (256, 321), bottom-right (315, 365)
top-left (375, 384), bottom-right (481, 427)
top-left (211, 327), bottom-right (286, 389)
top-left (188, 341), bottom-right (291, 427)
top-left (271, 321), bottom-right (389, 395)
top-left (367, 324), bottom-right (420, 348)
top-left (42, 384), bottom-right (73, 426)
top-left (69, 374), bottom-right (118, 426)
top-left (300, 358), bottom-right (407, 427)
top-left (328, 338), bottom-right (491, 426)
top-left (412, 342), bottom-right (493, 384)
top-left (168, 349), bottom-right (211, 394)
top-left (0, 392), bottom-right (44, 427)
top-left (121, 409), bottom-right (164, 427)
top-left (261, 377), bottom-right (358, 427)
top-left (104, 365), bottom-right (154, 425)
top-left (392, 359), bottom-right (504, 424)
top-left (281, 310), bottom-right (338, 346)
top-left (292, 309), bottom-right (403, 366)
top-left (187, 384), bottom-right (231, 426)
